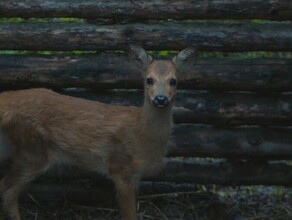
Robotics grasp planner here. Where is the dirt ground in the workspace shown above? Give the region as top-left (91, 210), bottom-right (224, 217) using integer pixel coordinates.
top-left (1, 185), bottom-right (291, 220)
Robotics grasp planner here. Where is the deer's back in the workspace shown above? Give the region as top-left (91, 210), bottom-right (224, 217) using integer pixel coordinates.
top-left (0, 89), bottom-right (141, 168)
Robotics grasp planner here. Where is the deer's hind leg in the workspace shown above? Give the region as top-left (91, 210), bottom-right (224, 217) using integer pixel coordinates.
top-left (0, 156), bottom-right (48, 220)
top-left (0, 112), bottom-right (51, 219)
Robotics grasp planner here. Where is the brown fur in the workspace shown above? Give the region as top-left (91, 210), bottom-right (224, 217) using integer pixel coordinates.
top-left (0, 45), bottom-right (196, 220)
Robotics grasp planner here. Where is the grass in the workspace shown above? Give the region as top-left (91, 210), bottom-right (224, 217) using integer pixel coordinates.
top-left (1, 185), bottom-right (290, 220)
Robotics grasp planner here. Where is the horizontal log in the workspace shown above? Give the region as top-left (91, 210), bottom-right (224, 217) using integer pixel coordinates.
top-left (170, 125), bottom-right (292, 159)
top-left (0, 54), bottom-right (292, 92)
top-left (11, 160), bottom-right (292, 187)
top-left (178, 57), bottom-right (292, 92)
top-left (0, 0), bottom-right (291, 20)
top-left (156, 160), bottom-right (292, 186)
top-left (0, 21), bottom-right (291, 51)
top-left (0, 53), bottom-right (140, 91)
top-left (23, 182), bottom-right (198, 204)
top-left (62, 89), bottom-right (292, 126)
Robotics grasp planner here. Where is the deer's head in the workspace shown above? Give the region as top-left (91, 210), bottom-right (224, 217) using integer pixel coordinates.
top-left (129, 45), bottom-right (196, 108)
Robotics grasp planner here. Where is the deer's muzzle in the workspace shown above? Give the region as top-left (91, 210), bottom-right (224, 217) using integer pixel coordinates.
top-left (153, 95), bottom-right (169, 108)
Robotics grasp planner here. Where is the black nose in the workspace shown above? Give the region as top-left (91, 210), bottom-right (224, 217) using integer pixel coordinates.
top-left (153, 95), bottom-right (169, 107)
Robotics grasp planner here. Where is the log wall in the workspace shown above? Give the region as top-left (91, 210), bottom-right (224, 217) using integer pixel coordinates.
top-left (0, 21), bottom-right (291, 51)
top-left (0, 0), bottom-right (291, 20)
top-left (0, 0), bottom-right (292, 191)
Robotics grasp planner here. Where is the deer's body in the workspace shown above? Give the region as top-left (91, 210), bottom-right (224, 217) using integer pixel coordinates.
top-left (0, 88), bottom-right (169, 174)
top-left (0, 45), bottom-right (196, 220)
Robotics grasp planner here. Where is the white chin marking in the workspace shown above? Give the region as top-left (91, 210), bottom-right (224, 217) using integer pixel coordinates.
top-left (155, 104), bottom-right (167, 108)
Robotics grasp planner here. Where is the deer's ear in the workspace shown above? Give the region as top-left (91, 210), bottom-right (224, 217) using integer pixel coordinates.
top-left (173, 45), bottom-right (197, 73)
top-left (128, 45), bottom-right (152, 70)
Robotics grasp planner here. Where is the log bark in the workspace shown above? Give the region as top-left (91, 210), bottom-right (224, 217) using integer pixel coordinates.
top-left (62, 89), bottom-right (292, 126)
top-left (0, 0), bottom-right (291, 21)
top-left (170, 125), bottom-right (292, 159)
top-left (0, 21), bottom-right (291, 51)
top-left (173, 91), bottom-right (292, 126)
top-left (0, 54), bottom-right (291, 92)
top-left (178, 58), bottom-right (292, 92)
top-left (0, 53), bottom-right (141, 91)
top-left (155, 160), bottom-right (292, 186)
top-left (23, 182), bottom-right (198, 204)
top-left (11, 160), bottom-right (292, 187)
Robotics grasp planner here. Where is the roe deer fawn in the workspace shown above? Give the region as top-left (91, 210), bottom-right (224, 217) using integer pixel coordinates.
top-left (0, 45), bottom-right (196, 220)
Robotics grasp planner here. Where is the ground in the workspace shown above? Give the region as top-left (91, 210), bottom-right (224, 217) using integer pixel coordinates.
top-left (1, 185), bottom-right (291, 220)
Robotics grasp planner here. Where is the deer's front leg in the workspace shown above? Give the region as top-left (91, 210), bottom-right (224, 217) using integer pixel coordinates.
top-left (115, 179), bottom-right (138, 220)
top-left (107, 147), bottom-right (140, 220)
top-left (109, 163), bottom-right (139, 219)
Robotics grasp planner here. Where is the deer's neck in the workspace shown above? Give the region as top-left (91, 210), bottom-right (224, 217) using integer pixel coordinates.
top-left (141, 98), bottom-right (173, 144)
top-left (129, 98), bottom-right (173, 177)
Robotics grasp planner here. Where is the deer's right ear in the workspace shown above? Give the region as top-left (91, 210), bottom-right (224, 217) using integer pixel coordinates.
top-left (173, 45), bottom-right (197, 73)
top-left (128, 45), bottom-right (152, 70)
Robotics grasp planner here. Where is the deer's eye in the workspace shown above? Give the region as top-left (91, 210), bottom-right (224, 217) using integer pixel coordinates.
top-left (146, 77), bottom-right (154, 86)
top-left (170, 78), bottom-right (177, 86)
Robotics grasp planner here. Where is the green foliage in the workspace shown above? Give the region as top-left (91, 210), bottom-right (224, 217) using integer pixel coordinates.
top-left (0, 17), bottom-right (25, 22)
top-left (0, 17), bottom-right (84, 22)
top-left (276, 186), bottom-right (285, 201)
top-left (0, 50), bottom-right (96, 55)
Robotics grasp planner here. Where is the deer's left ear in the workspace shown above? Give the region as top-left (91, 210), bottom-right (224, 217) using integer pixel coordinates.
top-left (173, 45), bottom-right (197, 74)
